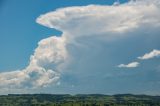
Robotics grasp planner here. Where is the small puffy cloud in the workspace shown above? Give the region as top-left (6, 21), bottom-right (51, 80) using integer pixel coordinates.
top-left (118, 62), bottom-right (139, 68)
top-left (138, 49), bottom-right (160, 60)
top-left (118, 49), bottom-right (160, 68)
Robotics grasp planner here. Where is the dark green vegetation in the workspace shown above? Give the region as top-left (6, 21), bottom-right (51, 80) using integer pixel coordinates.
top-left (0, 94), bottom-right (160, 106)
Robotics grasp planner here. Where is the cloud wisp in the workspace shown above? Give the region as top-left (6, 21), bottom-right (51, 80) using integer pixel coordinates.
top-left (118, 62), bottom-right (139, 68)
top-left (0, 0), bottom-right (160, 92)
top-left (138, 49), bottom-right (160, 60)
top-left (118, 49), bottom-right (160, 68)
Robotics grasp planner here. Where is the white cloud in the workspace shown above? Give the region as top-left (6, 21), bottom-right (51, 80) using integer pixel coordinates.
top-left (0, 36), bottom-right (67, 88)
top-left (118, 49), bottom-right (160, 68)
top-left (0, 0), bottom-right (160, 91)
top-left (138, 49), bottom-right (160, 60)
top-left (118, 62), bottom-right (139, 68)
top-left (37, 0), bottom-right (160, 36)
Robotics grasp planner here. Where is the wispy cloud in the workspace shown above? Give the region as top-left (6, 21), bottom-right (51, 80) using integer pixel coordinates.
top-left (138, 49), bottom-right (160, 60)
top-left (118, 49), bottom-right (160, 68)
top-left (118, 62), bottom-right (139, 68)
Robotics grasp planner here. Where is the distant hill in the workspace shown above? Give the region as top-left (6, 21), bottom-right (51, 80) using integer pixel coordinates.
top-left (0, 94), bottom-right (160, 106)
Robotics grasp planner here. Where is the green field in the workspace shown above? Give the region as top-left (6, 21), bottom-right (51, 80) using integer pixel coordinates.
top-left (0, 94), bottom-right (160, 106)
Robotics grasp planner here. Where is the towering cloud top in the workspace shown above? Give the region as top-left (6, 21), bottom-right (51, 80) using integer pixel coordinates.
top-left (37, 0), bottom-right (160, 36)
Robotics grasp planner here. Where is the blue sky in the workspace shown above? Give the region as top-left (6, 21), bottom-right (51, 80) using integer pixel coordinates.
top-left (0, 0), bottom-right (160, 95)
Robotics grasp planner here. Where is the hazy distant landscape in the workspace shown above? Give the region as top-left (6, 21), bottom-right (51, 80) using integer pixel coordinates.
top-left (0, 94), bottom-right (160, 106)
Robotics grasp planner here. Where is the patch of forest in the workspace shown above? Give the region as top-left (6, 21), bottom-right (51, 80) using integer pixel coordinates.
top-left (0, 94), bottom-right (160, 106)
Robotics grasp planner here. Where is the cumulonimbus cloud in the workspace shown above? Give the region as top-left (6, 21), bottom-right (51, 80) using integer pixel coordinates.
top-left (0, 0), bottom-right (160, 90)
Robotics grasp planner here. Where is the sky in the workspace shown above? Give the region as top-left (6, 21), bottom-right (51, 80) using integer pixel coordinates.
top-left (0, 0), bottom-right (160, 95)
